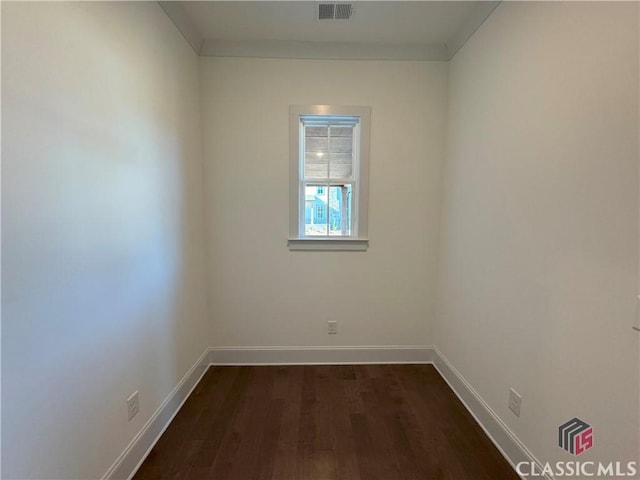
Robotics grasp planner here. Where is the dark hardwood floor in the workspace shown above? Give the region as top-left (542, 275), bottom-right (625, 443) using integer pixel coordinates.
top-left (134, 365), bottom-right (518, 480)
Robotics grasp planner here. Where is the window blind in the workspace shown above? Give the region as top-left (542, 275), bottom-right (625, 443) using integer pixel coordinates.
top-left (302, 116), bottom-right (358, 180)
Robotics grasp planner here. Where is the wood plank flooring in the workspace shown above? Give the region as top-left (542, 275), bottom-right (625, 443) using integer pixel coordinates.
top-left (134, 365), bottom-right (518, 480)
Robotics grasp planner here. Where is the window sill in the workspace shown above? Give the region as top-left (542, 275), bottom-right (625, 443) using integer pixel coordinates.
top-left (287, 238), bottom-right (369, 251)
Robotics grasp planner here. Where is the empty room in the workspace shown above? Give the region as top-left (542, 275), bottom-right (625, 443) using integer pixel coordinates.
top-left (2, 1), bottom-right (638, 479)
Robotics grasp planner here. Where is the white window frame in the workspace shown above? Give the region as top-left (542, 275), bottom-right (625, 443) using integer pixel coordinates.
top-left (288, 105), bottom-right (370, 251)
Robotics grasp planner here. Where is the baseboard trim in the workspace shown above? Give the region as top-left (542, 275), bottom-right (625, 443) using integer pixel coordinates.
top-left (102, 348), bottom-right (211, 480)
top-left (103, 345), bottom-right (544, 480)
top-left (432, 346), bottom-right (547, 480)
top-left (208, 345), bottom-right (435, 365)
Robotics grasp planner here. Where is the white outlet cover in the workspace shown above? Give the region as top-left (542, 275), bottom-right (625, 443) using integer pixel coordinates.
top-left (508, 388), bottom-right (522, 417)
top-left (127, 391), bottom-right (139, 421)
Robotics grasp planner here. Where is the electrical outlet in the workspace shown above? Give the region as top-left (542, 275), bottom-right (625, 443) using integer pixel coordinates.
top-left (508, 388), bottom-right (522, 417)
top-left (328, 320), bottom-right (337, 334)
top-left (127, 391), bottom-right (139, 421)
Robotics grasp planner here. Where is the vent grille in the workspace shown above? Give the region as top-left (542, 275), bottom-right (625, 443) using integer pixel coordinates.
top-left (317, 3), bottom-right (353, 20)
top-left (318, 3), bottom-right (335, 20)
top-left (334, 3), bottom-right (353, 19)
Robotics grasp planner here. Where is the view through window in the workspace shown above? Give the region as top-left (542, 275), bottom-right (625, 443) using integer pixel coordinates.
top-left (301, 115), bottom-right (359, 237)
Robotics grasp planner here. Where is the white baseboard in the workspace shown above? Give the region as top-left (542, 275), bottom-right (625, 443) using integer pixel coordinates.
top-left (102, 348), bottom-right (211, 480)
top-left (431, 346), bottom-right (548, 480)
top-left (208, 345), bottom-right (435, 365)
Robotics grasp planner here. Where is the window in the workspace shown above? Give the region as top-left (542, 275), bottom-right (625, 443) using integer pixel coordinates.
top-left (289, 105), bottom-right (370, 251)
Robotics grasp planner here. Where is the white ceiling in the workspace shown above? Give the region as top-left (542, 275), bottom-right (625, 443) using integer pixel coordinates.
top-left (184, 2), bottom-right (476, 44)
top-left (159, 1), bottom-right (500, 60)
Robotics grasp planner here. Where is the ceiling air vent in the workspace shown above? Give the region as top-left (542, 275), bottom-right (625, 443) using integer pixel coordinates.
top-left (316, 3), bottom-right (354, 20)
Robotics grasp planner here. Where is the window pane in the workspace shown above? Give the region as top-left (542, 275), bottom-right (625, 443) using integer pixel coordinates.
top-left (329, 126), bottom-right (353, 137)
top-left (305, 126), bottom-right (328, 179)
top-left (330, 137), bottom-right (352, 153)
top-left (305, 136), bottom-right (328, 153)
top-left (304, 152), bottom-right (328, 179)
top-left (328, 185), bottom-right (352, 236)
top-left (304, 124), bottom-right (354, 180)
top-left (329, 127), bottom-right (352, 177)
top-left (330, 153), bottom-right (352, 178)
top-left (306, 126), bottom-right (328, 137)
top-left (304, 185), bottom-right (328, 236)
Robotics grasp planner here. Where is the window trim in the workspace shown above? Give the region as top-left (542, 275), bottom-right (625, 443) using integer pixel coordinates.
top-left (288, 105), bottom-right (370, 251)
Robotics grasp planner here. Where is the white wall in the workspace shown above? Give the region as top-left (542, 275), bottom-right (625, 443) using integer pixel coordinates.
top-left (437, 1), bottom-right (639, 469)
top-left (201, 58), bottom-right (447, 347)
top-left (2, 2), bottom-right (208, 478)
